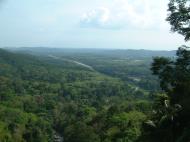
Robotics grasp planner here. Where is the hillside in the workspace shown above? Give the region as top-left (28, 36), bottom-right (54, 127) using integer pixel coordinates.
top-left (7, 47), bottom-right (170, 91)
top-left (1, 0), bottom-right (190, 141)
top-left (7, 47), bottom-right (176, 58)
top-left (0, 49), bottom-right (151, 142)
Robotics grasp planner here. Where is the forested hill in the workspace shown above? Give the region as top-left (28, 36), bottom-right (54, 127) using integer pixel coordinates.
top-left (0, 48), bottom-right (41, 66)
top-left (1, 47), bottom-right (189, 142)
top-left (7, 47), bottom-right (176, 58)
top-left (6, 47), bottom-right (176, 92)
top-left (0, 48), bottom-right (152, 142)
top-left (1, 0), bottom-right (190, 141)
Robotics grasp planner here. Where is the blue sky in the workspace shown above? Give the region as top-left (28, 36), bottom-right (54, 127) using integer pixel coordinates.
top-left (0, 0), bottom-right (187, 50)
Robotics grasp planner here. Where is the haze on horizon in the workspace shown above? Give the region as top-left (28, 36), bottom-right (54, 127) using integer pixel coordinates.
top-left (0, 0), bottom-right (188, 50)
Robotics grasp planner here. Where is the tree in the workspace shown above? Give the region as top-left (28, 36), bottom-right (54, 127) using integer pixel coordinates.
top-left (141, 46), bottom-right (190, 142)
top-left (140, 94), bottom-right (182, 142)
top-left (167, 0), bottom-right (190, 41)
top-left (140, 0), bottom-right (190, 141)
top-left (64, 122), bottom-right (100, 142)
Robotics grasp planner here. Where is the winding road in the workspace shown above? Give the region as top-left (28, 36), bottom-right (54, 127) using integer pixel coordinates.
top-left (48, 55), bottom-right (94, 71)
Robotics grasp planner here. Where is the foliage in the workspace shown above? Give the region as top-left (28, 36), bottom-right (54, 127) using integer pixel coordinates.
top-left (167, 0), bottom-right (190, 41)
top-left (0, 49), bottom-right (149, 142)
top-left (140, 46), bottom-right (190, 141)
top-left (138, 1), bottom-right (190, 141)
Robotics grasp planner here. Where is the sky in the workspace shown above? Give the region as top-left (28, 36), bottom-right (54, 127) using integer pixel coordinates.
top-left (0, 0), bottom-right (188, 50)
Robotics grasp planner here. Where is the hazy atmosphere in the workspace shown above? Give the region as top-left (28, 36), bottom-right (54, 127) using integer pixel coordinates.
top-left (0, 0), bottom-right (190, 142)
top-left (0, 0), bottom-right (187, 50)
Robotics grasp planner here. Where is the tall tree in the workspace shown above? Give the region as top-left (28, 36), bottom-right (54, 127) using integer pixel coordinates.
top-left (167, 0), bottom-right (190, 41)
top-left (140, 0), bottom-right (190, 141)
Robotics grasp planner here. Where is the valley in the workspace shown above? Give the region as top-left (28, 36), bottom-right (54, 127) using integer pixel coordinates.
top-left (0, 47), bottom-right (173, 142)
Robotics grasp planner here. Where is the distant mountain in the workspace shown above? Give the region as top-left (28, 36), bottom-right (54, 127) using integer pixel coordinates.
top-left (5, 47), bottom-right (176, 59)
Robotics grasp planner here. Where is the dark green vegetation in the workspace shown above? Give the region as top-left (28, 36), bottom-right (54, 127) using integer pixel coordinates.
top-left (3, 45), bottom-right (189, 142)
top-left (0, 47), bottom-right (175, 142)
top-left (139, 0), bottom-right (190, 141)
top-left (1, 0), bottom-right (190, 141)
top-left (1, 46), bottom-right (190, 142)
top-left (167, 0), bottom-right (190, 41)
top-left (140, 46), bottom-right (190, 142)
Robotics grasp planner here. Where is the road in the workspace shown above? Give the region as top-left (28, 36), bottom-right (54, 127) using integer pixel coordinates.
top-left (48, 55), bottom-right (94, 71)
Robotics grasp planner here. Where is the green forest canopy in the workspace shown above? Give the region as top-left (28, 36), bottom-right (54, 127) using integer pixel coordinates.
top-left (0, 0), bottom-right (190, 142)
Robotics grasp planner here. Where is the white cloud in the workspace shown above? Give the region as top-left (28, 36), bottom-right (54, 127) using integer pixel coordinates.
top-left (80, 0), bottom-right (168, 30)
top-left (80, 7), bottom-right (112, 28)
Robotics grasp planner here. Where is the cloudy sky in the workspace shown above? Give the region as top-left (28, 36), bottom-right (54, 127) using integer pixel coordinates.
top-left (0, 0), bottom-right (187, 50)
